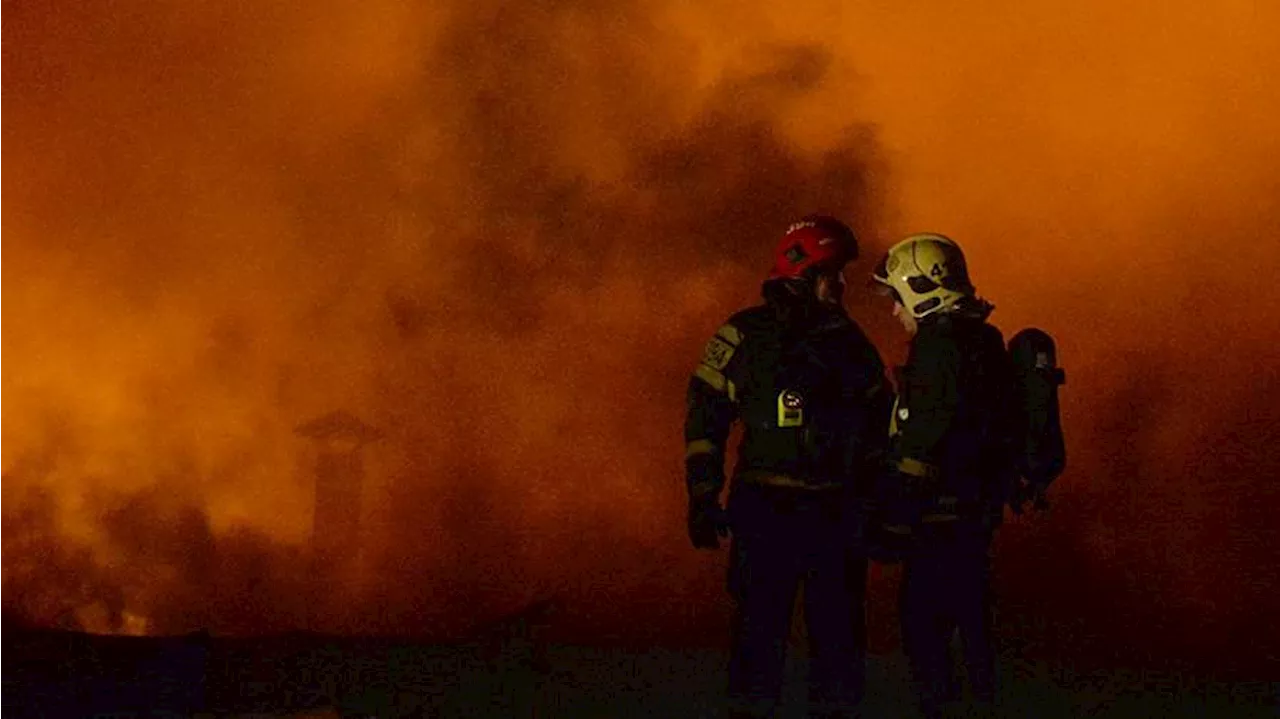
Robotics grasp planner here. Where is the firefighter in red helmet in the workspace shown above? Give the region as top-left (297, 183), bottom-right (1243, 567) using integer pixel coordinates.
top-left (684, 215), bottom-right (893, 718)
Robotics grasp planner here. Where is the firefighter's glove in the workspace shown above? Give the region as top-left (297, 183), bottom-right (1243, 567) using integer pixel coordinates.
top-left (687, 493), bottom-right (730, 550)
top-left (1011, 480), bottom-right (1050, 515)
top-left (1031, 484), bottom-right (1051, 512)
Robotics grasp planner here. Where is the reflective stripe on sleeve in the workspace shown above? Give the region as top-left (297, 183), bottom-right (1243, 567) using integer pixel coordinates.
top-left (896, 457), bottom-right (940, 478)
top-left (716, 324), bottom-right (743, 346)
top-left (694, 364), bottom-right (727, 393)
top-left (685, 439), bottom-right (719, 459)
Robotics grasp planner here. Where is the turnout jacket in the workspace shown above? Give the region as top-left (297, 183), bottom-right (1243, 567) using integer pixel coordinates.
top-left (684, 302), bottom-right (892, 500)
top-left (885, 308), bottom-right (1019, 526)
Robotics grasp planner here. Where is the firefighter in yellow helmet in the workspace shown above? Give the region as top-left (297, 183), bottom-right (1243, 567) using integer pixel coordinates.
top-left (871, 233), bottom-right (1019, 718)
top-left (874, 233), bottom-right (976, 330)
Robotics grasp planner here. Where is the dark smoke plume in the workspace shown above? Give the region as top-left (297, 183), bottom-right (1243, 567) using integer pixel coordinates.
top-left (3, 0), bottom-right (884, 640)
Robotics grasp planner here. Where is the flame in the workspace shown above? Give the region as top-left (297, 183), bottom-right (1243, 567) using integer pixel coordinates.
top-left (74, 602), bottom-right (150, 637)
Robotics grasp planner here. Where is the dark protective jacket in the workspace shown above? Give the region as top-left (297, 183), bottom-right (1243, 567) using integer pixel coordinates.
top-left (684, 297), bottom-right (892, 500)
top-left (884, 305), bottom-right (1020, 529)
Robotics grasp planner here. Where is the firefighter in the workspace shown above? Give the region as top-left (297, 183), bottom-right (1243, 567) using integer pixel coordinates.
top-left (684, 215), bottom-right (892, 719)
top-left (871, 233), bottom-right (1018, 718)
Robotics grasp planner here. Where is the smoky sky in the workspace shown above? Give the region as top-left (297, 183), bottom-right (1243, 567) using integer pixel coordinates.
top-left (5, 0), bottom-right (1280, 675)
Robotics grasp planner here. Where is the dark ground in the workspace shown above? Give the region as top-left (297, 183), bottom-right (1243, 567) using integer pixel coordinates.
top-left (3, 613), bottom-right (1276, 719)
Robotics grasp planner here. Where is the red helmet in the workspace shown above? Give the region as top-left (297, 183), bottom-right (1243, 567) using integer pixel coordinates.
top-left (767, 215), bottom-right (858, 281)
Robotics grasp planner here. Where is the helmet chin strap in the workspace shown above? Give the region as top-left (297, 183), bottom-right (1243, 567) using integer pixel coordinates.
top-left (961, 297), bottom-right (996, 319)
top-left (762, 275), bottom-right (848, 329)
top-left (818, 270), bottom-right (847, 305)
top-left (763, 276), bottom-right (816, 308)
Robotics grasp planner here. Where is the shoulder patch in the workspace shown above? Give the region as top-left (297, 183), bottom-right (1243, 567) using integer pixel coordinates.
top-left (702, 335), bottom-right (736, 370)
top-left (700, 323), bottom-right (742, 370)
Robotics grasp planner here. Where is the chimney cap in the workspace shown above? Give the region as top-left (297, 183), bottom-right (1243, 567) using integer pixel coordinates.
top-left (294, 410), bottom-right (383, 443)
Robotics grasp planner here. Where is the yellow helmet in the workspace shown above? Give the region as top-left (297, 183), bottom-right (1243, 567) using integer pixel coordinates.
top-left (872, 233), bottom-right (975, 318)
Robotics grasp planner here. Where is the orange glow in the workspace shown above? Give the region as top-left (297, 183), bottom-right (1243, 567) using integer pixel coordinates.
top-left (4, 0), bottom-right (1279, 670)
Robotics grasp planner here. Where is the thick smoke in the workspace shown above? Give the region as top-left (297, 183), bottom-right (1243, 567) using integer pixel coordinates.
top-left (5, 0), bottom-right (1280, 675)
top-left (2, 0), bottom-right (884, 641)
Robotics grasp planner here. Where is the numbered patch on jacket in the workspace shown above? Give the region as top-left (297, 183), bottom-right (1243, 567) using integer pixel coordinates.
top-left (702, 336), bottom-right (736, 370)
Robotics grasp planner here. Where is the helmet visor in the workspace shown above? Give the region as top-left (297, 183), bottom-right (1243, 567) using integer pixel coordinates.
top-left (869, 279), bottom-right (902, 305)
top-left (870, 257), bottom-right (899, 301)
top-left (872, 254), bottom-right (889, 284)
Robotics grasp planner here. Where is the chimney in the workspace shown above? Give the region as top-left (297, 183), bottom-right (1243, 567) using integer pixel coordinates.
top-left (294, 410), bottom-right (382, 626)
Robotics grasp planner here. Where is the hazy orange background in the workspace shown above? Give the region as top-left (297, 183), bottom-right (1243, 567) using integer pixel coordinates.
top-left (5, 0), bottom-right (1279, 676)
